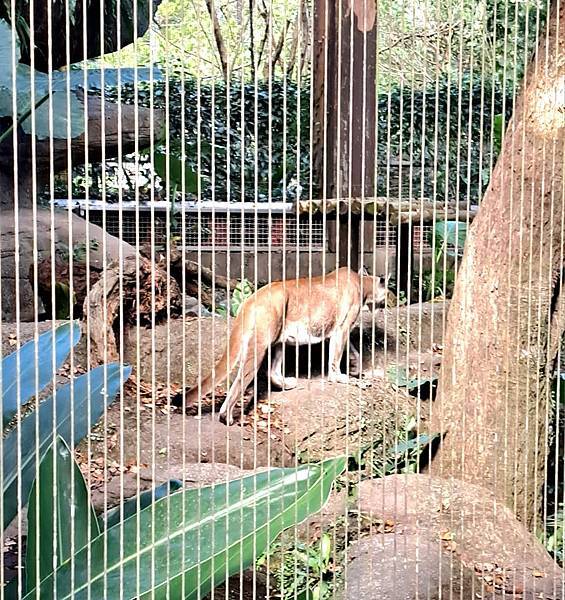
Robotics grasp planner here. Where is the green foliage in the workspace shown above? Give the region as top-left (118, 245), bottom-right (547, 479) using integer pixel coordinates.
top-left (26, 437), bottom-right (99, 591)
top-left (259, 534), bottom-right (333, 600)
top-left (492, 113), bottom-right (505, 155)
top-left (483, 0), bottom-right (548, 85)
top-left (216, 278), bottom-right (254, 317)
top-left (22, 455), bottom-right (347, 599)
top-left (422, 220), bottom-right (468, 300)
top-left (387, 364), bottom-right (438, 393)
top-left (356, 415), bottom-right (438, 478)
top-left (541, 503), bottom-right (564, 565)
top-left (58, 72), bottom-right (515, 208)
top-left (1, 321), bottom-right (80, 427)
top-left (1, 323), bottom-right (130, 531)
top-left (101, 479), bottom-right (183, 530)
top-left (0, 17), bottom-right (162, 143)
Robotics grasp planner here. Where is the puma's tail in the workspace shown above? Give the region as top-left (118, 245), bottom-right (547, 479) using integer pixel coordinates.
top-left (172, 318), bottom-right (244, 408)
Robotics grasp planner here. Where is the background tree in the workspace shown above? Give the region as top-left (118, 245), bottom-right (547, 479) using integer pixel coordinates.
top-left (430, 0), bottom-right (564, 531)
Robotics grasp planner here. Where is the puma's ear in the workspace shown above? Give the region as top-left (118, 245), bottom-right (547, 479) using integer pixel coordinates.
top-left (359, 266), bottom-right (369, 276)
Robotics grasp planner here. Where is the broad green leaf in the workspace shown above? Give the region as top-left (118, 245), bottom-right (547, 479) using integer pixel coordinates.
top-left (20, 89), bottom-right (85, 140)
top-left (2, 575), bottom-right (20, 600)
top-left (23, 456), bottom-right (346, 600)
top-left (0, 19), bottom-right (21, 89)
top-left (2, 364), bottom-right (131, 530)
top-left (26, 436), bottom-right (99, 592)
top-left (102, 479), bottom-right (183, 530)
top-left (2, 322), bottom-right (81, 428)
top-left (391, 433), bottom-right (438, 456)
top-left (387, 365), bottom-right (437, 391)
top-left (153, 147), bottom-right (200, 194)
top-left (0, 63), bottom-right (48, 118)
top-left (493, 113), bottom-right (504, 153)
top-left (433, 221), bottom-right (468, 250)
top-left (53, 67), bottom-right (164, 92)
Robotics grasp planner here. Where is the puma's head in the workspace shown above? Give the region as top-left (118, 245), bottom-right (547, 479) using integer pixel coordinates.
top-left (360, 270), bottom-right (389, 307)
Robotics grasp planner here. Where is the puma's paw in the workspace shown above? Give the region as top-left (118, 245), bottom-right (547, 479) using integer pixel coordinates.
top-left (348, 364), bottom-right (361, 378)
top-left (328, 372), bottom-right (349, 384)
top-left (218, 411), bottom-right (235, 426)
top-left (283, 377), bottom-right (298, 390)
top-left (218, 403), bottom-right (235, 426)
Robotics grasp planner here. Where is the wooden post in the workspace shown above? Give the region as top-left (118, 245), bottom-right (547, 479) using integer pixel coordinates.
top-left (312, 0), bottom-right (377, 271)
top-left (396, 223), bottom-right (412, 300)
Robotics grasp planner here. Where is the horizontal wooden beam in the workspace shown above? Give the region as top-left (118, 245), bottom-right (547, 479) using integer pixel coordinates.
top-left (295, 197), bottom-right (479, 225)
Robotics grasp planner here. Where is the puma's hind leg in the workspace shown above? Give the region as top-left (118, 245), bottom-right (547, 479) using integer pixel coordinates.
top-left (269, 343), bottom-right (297, 390)
top-left (348, 340), bottom-right (361, 378)
top-left (219, 336), bottom-right (267, 425)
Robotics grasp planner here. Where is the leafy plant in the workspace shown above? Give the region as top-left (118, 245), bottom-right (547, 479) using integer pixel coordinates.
top-left (1, 322), bottom-right (130, 531)
top-left (56, 239), bottom-right (100, 263)
top-left (387, 364), bottom-right (438, 393)
top-left (259, 533), bottom-right (333, 600)
top-left (20, 450), bottom-right (346, 599)
top-left (540, 503), bottom-right (564, 566)
top-left (356, 415), bottom-right (438, 479)
top-left (216, 278), bottom-right (254, 317)
top-left (422, 220), bottom-right (468, 301)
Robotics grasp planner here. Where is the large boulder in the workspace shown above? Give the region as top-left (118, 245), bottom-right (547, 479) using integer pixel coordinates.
top-left (1, 207), bottom-right (135, 322)
top-left (338, 474), bottom-right (563, 599)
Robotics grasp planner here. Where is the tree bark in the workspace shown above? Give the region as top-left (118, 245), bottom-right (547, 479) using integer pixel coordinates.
top-left (430, 0), bottom-right (564, 531)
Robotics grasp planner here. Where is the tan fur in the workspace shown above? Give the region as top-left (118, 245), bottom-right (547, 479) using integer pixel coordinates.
top-left (179, 267), bottom-right (387, 425)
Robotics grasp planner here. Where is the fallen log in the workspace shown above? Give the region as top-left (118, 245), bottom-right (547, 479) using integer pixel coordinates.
top-left (140, 243), bottom-right (238, 311)
top-left (83, 255), bottom-right (182, 365)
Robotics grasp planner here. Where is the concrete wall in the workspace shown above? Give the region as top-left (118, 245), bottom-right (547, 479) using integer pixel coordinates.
top-left (186, 248), bottom-right (398, 283)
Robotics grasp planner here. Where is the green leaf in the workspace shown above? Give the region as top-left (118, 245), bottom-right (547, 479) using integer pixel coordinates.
top-left (492, 113), bottom-right (504, 153)
top-left (25, 436), bottom-right (99, 592)
top-left (0, 19), bottom-right (21, 89)
top-left (102, 479), bottom-right (183, 530)
top-left (433, 221), bottom-right (468, 250)
top-left (2, 364), bottom-right (131, 531)
top-left (2, 322), bottom-right (81, 428)
top-left (23, 456), bottom-right (346, 600)
top-left (319, 533), bottom-right (332, 564)
top-left (2, 575), bottom-right (20, 600)
top-left (391, 433), bottom-right (438, 456)
top-left (20, 90), bottom-right (85, 140)
top-left (153, 146), bottom-right (199, 195)
top-left (387, 365), bottom-right (437, 392)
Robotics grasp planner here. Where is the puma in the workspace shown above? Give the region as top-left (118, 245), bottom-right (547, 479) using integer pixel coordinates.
top-left (176, 267), bottom-right (388, 425)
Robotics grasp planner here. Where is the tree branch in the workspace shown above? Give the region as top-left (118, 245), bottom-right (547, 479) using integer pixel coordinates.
top-left (204, 0), bottom-right (229, 81)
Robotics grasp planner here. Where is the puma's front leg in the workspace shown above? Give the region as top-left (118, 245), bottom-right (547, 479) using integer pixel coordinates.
top-left (327, 330), bottom-right (349, 384)
top-left (269, 343), bottom-right (298, 390)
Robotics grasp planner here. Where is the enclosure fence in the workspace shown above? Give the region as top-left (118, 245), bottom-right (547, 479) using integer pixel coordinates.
top-left (0, 0), bottom-right (564, 598)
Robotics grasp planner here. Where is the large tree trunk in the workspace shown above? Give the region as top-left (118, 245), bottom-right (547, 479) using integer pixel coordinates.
top-left (430, 0), bottom-right (564, 531)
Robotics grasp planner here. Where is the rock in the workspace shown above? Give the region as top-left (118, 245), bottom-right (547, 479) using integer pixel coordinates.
top-left (1, 207), bottom-right (135, 322)
top-left (339, 533), bottom-right (479, 599)
top-left (91, 462), bottom-right (255, 516)
top-left (184, 295), bottom-right (213, 317)
top-left (337, 474), bottom-right (564, 599)
top-left (122, 316), bottom-right (229, 387)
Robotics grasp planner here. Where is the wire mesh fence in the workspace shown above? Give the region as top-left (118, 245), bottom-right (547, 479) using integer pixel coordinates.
top-left (0, 0), bottom-right (564, 598)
